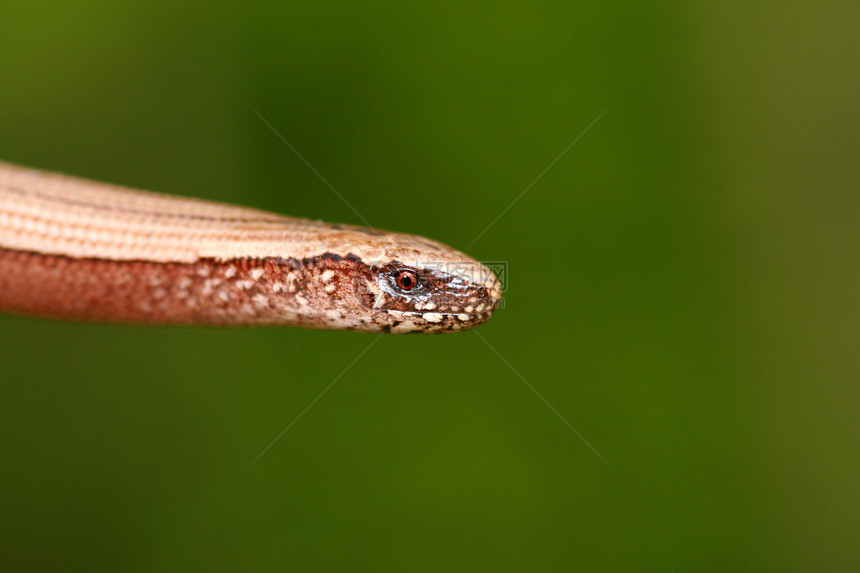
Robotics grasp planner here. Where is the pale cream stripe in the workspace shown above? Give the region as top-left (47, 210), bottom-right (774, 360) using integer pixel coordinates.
top-left (0, 161), bottom-right (279, 219)
top-left (0, 161), bottom-right (488, 282)
top-left (0, 162), bottom-right (368, 262)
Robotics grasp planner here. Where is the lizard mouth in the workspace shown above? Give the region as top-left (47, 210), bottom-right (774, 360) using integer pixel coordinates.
top-left (383, 308), bottom-right (496, 333)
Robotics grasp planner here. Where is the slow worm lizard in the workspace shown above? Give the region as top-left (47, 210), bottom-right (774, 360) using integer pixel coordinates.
top-left (0, 161), bottom-right (501, 333)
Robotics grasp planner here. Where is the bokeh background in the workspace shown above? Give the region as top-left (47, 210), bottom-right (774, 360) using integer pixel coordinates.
top-left (1, 1), bottom-right (858, 570)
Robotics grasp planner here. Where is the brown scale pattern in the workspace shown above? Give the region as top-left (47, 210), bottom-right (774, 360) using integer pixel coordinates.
top-left (0, 248), bottom-right (498, 332)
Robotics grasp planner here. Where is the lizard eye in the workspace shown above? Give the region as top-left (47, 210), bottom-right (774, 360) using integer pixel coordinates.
top-left (394, 270), bottom-right (419, 291)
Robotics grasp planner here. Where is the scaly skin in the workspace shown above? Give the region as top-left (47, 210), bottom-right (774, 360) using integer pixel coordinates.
top-left (0, 162), bottom-right (501, 332)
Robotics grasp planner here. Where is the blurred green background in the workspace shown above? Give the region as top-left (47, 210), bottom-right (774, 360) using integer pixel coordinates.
top-left (1, 1), bottom-right (858, 570)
